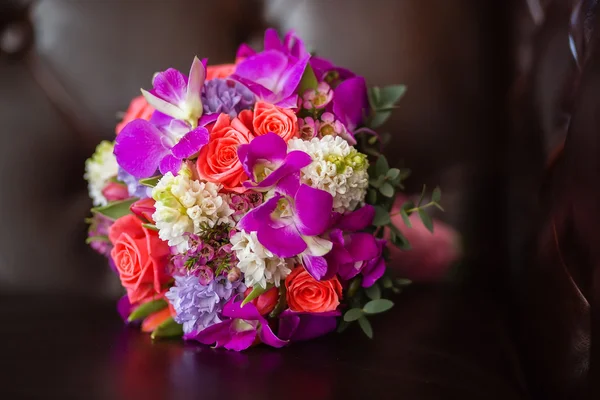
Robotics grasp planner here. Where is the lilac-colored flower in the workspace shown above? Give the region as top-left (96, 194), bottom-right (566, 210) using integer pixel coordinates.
top-left (186, 296), bottom-right (287, 351)
top-left (196, 265), bottom-right (215, 285)
top-left (117, 167), bottom-right (152, 199)
top-left (298, 117), bottom-right (317, 140)
top-left (87, 213), bottom-right (114, 260)
top-left (302, 82), bottom-right (333, 110)
top-left (238, 133), bottom-right (312, 195)
top-left (142, 57), bottom-right (206, 127)
top-left (238, 184), bottom-right (334, 272)
top-left (278, 310), bottom-right (340, 342)
top-left (201, 78), bottom-right (255, 118)
top-left (332, 76), bottom-right (369, 132)
top-left (114, 113), bottom-right (209, 178)
top-left (166, 275), bottom-right (245, 335)
top-left (230, 194), bottom-right (250, 218)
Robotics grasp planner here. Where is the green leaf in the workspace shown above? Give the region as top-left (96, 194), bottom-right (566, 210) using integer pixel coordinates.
top-left (379, 182), bottom-right (394, 198)
top-left (399, 168), bottom-right (412, 180)
top-left (369, 176), bottom-right (384, 188)
top-left (389, 224), bottom-right (411, 250)
top-left (386, 168), bottom-right (400, 180)
top-left (368, 86), bottom-right (381, 110)
top-left (269, 285), bottom-right (287, 318)
top-left (241, 284), bottom-right (273, 306)
top-left (358, 316), bottom-right (373, 339)
top-left (396, 278), bottom-right (413, 287)
top-left (432, 186), bottom-right (442, 203)
top-left (375, 156), bottom-right (389, 177)
top-left (337, 320), bottom-right (351, 333)
top-left (128, 298), bottom-right (168, 322)
top-left (363, 299), bottom-right (394, 314)
top-left (373, 206), bottom-right (391, 226)
top-left (418, 209), bottom-right (434, 233)
top-left (297, 64), bottom-right (318, 95)
top-left (367, 188), bottom-right (377, 204)
top-left (139, 175), bottom-right (162, 188)
top-left (344, 308), bottom-right (364, 322)
top-left (365, 284), bottom-right (381, 300)
top-left (85, 236), bottom-right (110, 244)
top-left (91, 198), bottom-right (138, 220)
top-left (382, 276), bottom-right (393, 289)
top-left (151, 317), bottom-right (184, 340)
top-left (347, 277), bottom-right (362, 298)
top-left (142, 223), bottom-right (158, 231)
top-left (367, 135), bottom-right (379, 145)
top-left (378, 84), bottom-right (407, 108)
top-left (400, 209), bottom-right (412, 228)
top-left (369, 110), bottom-right (392, 129)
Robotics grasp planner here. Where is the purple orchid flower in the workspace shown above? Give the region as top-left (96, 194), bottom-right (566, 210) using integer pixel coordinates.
top-left (238, 184), bottom-right (333, 262)
top-left (232, 29), bottom-right (309, 108)
top-left (278, 310), bottom-right (340, 342)
top-left (304, 204), bottom-right (381, 282)
top-left (141, 57), bottom-right (206, 128)
top-left (186, 296), bottom-right (287, 351)
top-left (237, 132), bottom-right (312, 195)
top-left (114, 113), bottom-right (209, 178)
top-left (310, 56), bottom-right (356, 87)
top-left (332, 76), bottom-right (369, 133)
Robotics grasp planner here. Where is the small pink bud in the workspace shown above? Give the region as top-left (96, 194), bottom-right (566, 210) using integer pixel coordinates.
top-left (102, 182), bottom-right (129, 202)
top-left (130, 198), bottom-right (156, 223)
top-left (227, 267), bottom-right (241, 282)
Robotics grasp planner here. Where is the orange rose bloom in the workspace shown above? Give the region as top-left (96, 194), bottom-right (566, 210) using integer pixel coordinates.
top-left (109, 214), bottom-right (171, 304)
top-left (285, 267), bottom-right (343, 313)
top-left (252, 101), bottom-right (298, 142)
top-left (206, 63), bottom-right (236, 80)
top-left (116, 96), bottom-right (154, 134)
top-left (196, 111), bottom-right (254, 193)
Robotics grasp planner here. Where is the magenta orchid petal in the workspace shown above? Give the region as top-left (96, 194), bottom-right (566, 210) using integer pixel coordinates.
top-left (198, 113), bottom-right (219, 127)
top-left (279, 55), bottom-right (310, 99)
top-left (276, 94), bottom-right (301, 109)
top-left (114, 119), bottom-right (169, 178)
top-left (362, 257), bottom-right (386, 288)
top-left (279, 310), bottom-right (340, 342)
top-left (152, 68), bottom-right (188, 105)
top-left (222, 296), bottom-right (262, 320)
top-left (117, 295), bottom-right (133, 322)
top-left (236, 43), bottom-right (256, 59)
top-left (234, 50), bottom-right (289, 92)
top-left (302, 254), bottom-right (329, 281)
top-left (333, 76), bottom-right (368, 130)
top-left (224, 328), bottom-right (257, 351)
top-left (283, 30), bottom-right (309, 60)
top-left (263, 28), bottom-right (285, 53)
top-left (275, 173), bottom-right (302, 198)
top-left (231, 75), bottom-right (276, 100)
top-left (238, 195), bottom-right (280, 233)
top-left (238, 132), bottom-right (288, 178)
top-left (259, 223), bottom-right (307, 258)
top-left (333, 205), bottom-right (375, 232)
top-left (186, 319), bottom-right (232, 343)
top-left (294, 185), bottom-right (333, 236)
top-left (258, 324), bottom-right (288, 348)
top-left (346, 233), bottom-right (380, 261)
top-left (170, 126), bottom-right (209, 159)
top-left (159, 153), bottom-right (182, 175)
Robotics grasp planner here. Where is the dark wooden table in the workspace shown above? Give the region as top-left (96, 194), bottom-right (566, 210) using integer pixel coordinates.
top-left (0, 286), bottom-right (529, 400)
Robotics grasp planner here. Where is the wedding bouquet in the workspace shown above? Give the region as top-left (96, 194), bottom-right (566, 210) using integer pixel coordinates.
top-left (85, 29), bottom-right (442, 350)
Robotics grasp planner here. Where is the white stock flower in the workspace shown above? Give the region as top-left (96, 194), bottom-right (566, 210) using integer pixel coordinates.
top-left (287, 136), bottom-right (369, 212)
top-left (84, 141), bottom-right (119, 206)
top-left (152, 167), bottom-right (234, 253)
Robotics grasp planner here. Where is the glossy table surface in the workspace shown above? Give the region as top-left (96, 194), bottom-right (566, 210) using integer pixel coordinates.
top-left (0, 286), bottom-right (529, 400)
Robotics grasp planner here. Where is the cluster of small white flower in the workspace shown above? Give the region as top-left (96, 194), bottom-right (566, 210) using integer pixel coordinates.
top-left (230, 230), bottom-right (293, 289)
top-left (84, 141), bottom-right (119, 206)
top-left (287, 136), bottom-right (369, 212)
top-left (152, 167), bottom-right (234, 252)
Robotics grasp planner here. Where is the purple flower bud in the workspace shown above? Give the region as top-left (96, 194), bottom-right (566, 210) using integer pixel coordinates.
top-left (199, 244), bottom-right (215, 263)
top-left (317, 112), bottom-right (348, 138)
top-left (298, 117), bottom-right (317, 140)
top-left (227, 266), bottom-right (242, 282)
top-left (230, 194), bottom-right (250, 216)
top-left (196, 265), bottom-right (215, 285)
top-left (302, 82), bottom-right (333, 110)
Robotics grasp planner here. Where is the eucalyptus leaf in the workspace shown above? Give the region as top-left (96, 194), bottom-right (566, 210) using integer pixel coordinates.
top-left (418, 209), bottom-right (434, 233)
top-left (142, 223), bottom-right (158, 231)
top-left (347, 277), bottom-right (362, 298)
top-left (85, 236), bottom-right (110, 244)
top-left (389, 224), bottom-right (411, 250)
top-left (298, 64), bottom-right (319, 95)
top-left (382, 276), bottom-right (393, 289)
top-left (386, 168), bottom-right (400, 180)
top-left (432, 186), bottom-right (442, 203)
top-left (365, 284), bottom-right (381, 300)
top-left (367, 188), bottom-right (378, 204)
top-left (398, 209), bottom-right (411, 228)
top-left (373, 206), bottom-right (391, 226)
top-left (139, 176), bottom-right (162, 188)
top-left (128, 298), bottom-right (168, 322)
top-left (378, 84), bottom-right (407, 108)
top-left (369, 110), bottom-right (392, 129)
top-left (337, 320), bottom-right (351, 333)
top-left (399, 168), bottom-right (412, 180)
top-left (151, 317), bottom-right (184, 340)
top-left (369, 177), bottom-right (383, 189)
top-left (363, 299), bottom-right (394, 314)
top-left (358, 316), bottom-right (373, 339)
top-left (396, 278), bottom-right (413, 287)
top-left (379, 182), bottom-right (394, 198)
top-left (91, 198), bottom-right (138, 220)
top-left (241, 284), bottom-right (273, 306)
top-left (375, 156), bottom-right (389, 177)
top-left (368, 86), bottom-right (381, 110)
top-left (343, 308), bottom-right (364, 322)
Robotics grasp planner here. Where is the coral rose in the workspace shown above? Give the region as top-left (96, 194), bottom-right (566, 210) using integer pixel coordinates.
top-left (285, 267), bottom-right (343, 313)
top-left (116, 96), bottom-right (154, 134)
top-left (206, 63), bottom-right (236, 80)
top-left (109, 214), bottom-right (171, 304)
top-left (252, 101), bottom-right (298, 142)
top-left (196, 111), bottom-right (254, 193)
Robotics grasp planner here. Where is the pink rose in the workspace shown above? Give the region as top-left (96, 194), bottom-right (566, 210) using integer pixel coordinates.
top-left (109, 214), bottom-right (171, 304)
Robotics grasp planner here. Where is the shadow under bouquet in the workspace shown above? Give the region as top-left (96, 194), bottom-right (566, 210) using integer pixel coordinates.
top-left (84, 28), bottom-right (443, 351)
